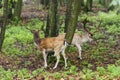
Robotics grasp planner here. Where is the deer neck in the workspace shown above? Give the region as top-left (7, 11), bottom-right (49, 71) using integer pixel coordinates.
top-left (33, 33), bottom-right (41, 47)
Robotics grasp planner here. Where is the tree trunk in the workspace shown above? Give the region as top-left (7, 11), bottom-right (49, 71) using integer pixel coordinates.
top-left (65, 0), bottom-right (81, 44)
top-left (99, 0), bottom-right (112, 9)
top-left (40, 0), bottom-right (49, 8)
top-left (81, 0), bottom-right (84, 6)
top-left (0, 0), bottom-right (2, 8)
top-left (13, 0), bottom-right (22, 20)
top-left (105, 0), bottom-right (112, 8)
top-left (0, 0), bottom-right (8, 51)
top-left (35, 0), bottom-right (40, 6)
top-left (64, 0), bottom-right (72, 33)
top-left (86, 0), bottom-right (93, 12)
top-left (58, 0), bottom-right (64, 7)
top-left (45, 0), bottom-right (58, 37)
top-left (45, 15), bottom-right (50, 37)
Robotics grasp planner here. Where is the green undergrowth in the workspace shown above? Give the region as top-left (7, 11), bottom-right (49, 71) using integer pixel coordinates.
top-left (0, 65), bottom-right (120, 80)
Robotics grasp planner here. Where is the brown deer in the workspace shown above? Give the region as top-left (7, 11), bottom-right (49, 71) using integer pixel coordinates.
top-left (26, 28), bottom-right (67, 69)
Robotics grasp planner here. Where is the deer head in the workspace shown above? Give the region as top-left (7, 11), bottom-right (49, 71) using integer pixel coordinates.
top-left (82, 18), bottom-right (102, 41)
top-left (81, 18), bottom-right (93, 43)
top-left (82, 32), bottom-right (93, 42)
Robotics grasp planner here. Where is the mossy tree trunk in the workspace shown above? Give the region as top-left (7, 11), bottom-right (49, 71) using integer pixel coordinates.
top-left (99, 0), bottom-right (112, 8)
top-left (58, 0), bottom-right (65, 7)
top-left (64, 0), bottom-right (72, 33)
top-left (81, 0), bottom-right (84, 6)
top-left (105, 0), bottom-right (112, 8)
top-left (0, 0), bottom-right (2, 8)
top-left (40, 0), bottom-right (49, 8)
top-left (7, 0), bottom-right (16, 19)
top-left (65, 0), bottom-right (81, 44)
top-left (45, 0), bottom-right (58, 37)
top-left (35, 0), bottom-right (40, 6)
top-left (86, 0), bottom-right (93, 12)
top-left (13, 0), bottom-right (22, 20)
top-left (0, 0), bottom-right (8, 52)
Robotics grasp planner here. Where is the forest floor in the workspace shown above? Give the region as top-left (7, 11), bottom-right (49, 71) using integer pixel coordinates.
top-left (0, 49), bottom-right (120, 71)
top-left (0, 47), bottom-right (120, 79)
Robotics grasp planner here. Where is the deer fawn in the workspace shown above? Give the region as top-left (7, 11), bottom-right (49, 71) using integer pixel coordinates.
top-left (26, 28), bottom-right (67, 69)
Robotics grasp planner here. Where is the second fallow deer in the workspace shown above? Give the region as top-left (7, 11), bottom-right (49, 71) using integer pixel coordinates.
top-left (58, 32), bottom-right (93, 59)
top-left (58, 18), bottom-right (94, 59)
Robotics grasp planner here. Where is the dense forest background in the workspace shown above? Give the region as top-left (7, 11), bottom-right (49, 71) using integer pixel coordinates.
top-left (0, 0), bottom-right (120, 80)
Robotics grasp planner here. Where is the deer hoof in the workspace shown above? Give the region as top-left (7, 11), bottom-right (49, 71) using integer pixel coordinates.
top-left (44, 65), bottom-right (47, 69)
top-left (80, 57), bottom-right (82, 60)
top-left (53, 66), bottom-right (57, 69)
top-left (77, 57), bottom-right (82, 60)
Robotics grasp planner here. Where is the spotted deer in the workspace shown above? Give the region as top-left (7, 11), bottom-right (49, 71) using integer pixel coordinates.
top-left (26, 28), bottom-right (67, 69)
top-left (58, 18), bottom-right (96, 59)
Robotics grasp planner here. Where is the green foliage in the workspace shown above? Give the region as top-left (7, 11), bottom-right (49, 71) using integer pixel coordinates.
top-left (32, 68), bottom-right (44, 77)
top-left (0, 67), bottom-right (15, 80)
top-left (98, 11), bottom-right (120, 26)
top-left (97, 67), bottom-right (106, 76)
top-left (82, 68), bottom-right (94, 80)
top-left (63, 65), bottom-right (78, 75)
top-left (2, 19), bottom-right (45, 57)
top-left (17, 68), bottom-right (30, 79)
top-left (106, 25), bottom-right (120, 35)
top-left (107, 65), bottom-right (120, 77)
top-left (3, 25), bottom-right (34, 56)
top-left (69, 65), bottom-right (78, 74)
top-left (115, 60), bottom-right (120, 66)
top-left (54, 72), bottom-right (61, 79)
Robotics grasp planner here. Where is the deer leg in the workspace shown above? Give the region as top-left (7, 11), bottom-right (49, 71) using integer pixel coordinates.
top-left (76, 44), bottom-right (82, 59)
top-left (42, 49), bottom-right (48, 68)
top-left (61, 49), bottom-right (67, 68)
top-left (53, 52), bottom-right (60, 69)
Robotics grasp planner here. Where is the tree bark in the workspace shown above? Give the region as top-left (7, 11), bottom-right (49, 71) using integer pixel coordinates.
top-left (45, 0), bottom-right (58, 37)
top-left (0, 0), bottom-right (2, 8)
top-left (64, 0), bottom-right (72, 33)
top-left (45, 15), bottom-right (50, 37)
top-left (0, 0), bottom-right (8, 51)
top-left (86, 0), bottom-right (93, 12)
top-left (65, 0), bottom-right (81, 44)
top-left (35, 0), bottom-right (40, 6)
top-left (105, 0), bottom-right (112, 8)
top-left (81, 0), bottom-right (84, 6)
top-left (13, 0), bottom-right (22, 20)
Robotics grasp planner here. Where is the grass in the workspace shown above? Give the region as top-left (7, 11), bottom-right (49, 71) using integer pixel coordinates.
top-left (0, 65), bottom-right (120, 80)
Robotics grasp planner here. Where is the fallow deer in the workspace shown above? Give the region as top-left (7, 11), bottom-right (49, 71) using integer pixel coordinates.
top-left (58, 19), bottom-right (101, 59)
top-left (58, 18), bottom-right (94, 59)
top-left (58, 33), bottom-right (92, 59)
top-left (26, 28), bottom-right (67, 69)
